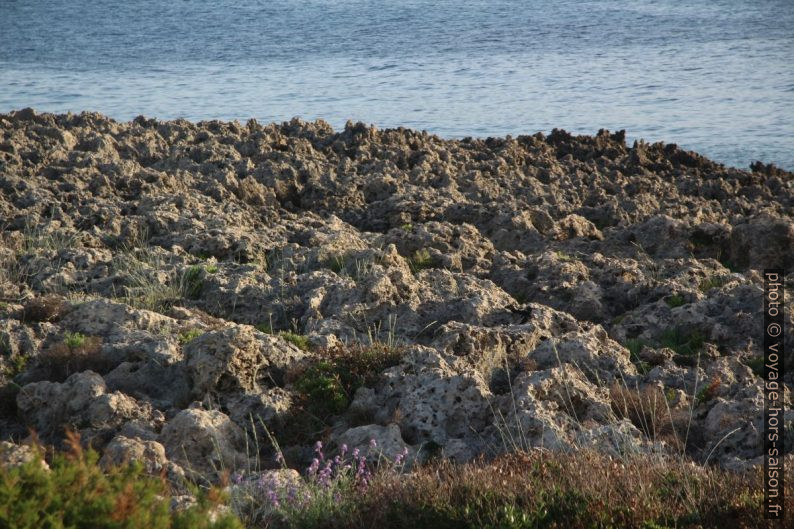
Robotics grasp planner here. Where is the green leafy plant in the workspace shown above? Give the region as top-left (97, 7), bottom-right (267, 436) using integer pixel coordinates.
top-left (324, 254), bottom-right (348, 274)
top-left (0, 434), bottom-right (242, 529)
top-left (10, 355), bottom-right (27, 377)
top-left (696, 376), bottom-right (721, 405)
top-left (1, 354), bottom-right (27, 379)
top-left (293, 361), bottom-right (349, 416)
top-left (698, 275), bottom-right (730, 293)
top-left (64, 332), bottom-right (86, 350)
top-left (178, 328), bottom-right (203, 345)
top-left (255, 324), bottom-right (312, 351)
top-left (255, 322), bottom-right (274, 334)
top-left (290, 344), bottom-right (404, 420)
top-left (280, 332), bottom-right (310, 351)
top-left (665, 294), bottom-right (686, 308)
top-left (554, 250), bottom-right (575, 262)
top-left (659, 328), bottom-right (704, 356)
top-left (408, 248), bottom-right (435, 272)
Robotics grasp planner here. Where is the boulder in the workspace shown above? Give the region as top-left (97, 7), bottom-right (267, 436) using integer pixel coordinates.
top-left (159, 407), bottom-right (248, 478)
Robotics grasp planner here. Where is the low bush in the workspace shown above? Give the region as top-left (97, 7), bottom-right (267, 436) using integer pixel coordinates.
top-left (665, 293), bottom-right (686, 308)
top-left (659, 327), bottom-right (704, 357)
top-left (21, 295), bottom-right (67, 323)
top-left (0, 435), bottom-right (242, 529)
top-left (610, 383), bottom-right (685, 450)
top-left (695, 376), bottom-right (721, 405)
top-left (38, 333), bottom-right (108, 382)
top-left (290, 343), bottom-right (403, 416)
top-left (698, 275), bottom-right (730, 293)
top-left (178, 328), bottom-right (204, 345)
top-left (279, 332), bottom-right (310, 351)
top-left (408, 248), bottom-right (436, 272)
top-left (279, 344), bottom-right (405, 445)
top-left (231, 449), bottom-right (788, 529)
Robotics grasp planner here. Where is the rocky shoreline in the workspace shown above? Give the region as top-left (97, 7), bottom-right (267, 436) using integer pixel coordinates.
top-left (0, 108), bottom-right (792, 487)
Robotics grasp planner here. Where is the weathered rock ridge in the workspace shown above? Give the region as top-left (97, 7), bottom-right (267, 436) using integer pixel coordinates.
top-left (0, 109), bottom-right (791, 481)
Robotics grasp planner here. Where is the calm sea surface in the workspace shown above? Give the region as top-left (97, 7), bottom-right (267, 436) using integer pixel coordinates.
top-left (1, 0), bottom-right (793, 169)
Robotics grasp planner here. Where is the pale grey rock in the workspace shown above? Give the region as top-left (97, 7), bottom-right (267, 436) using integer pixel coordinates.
top-left (0, 441), bottom-right (48, 470)
top-left (334, 423), bottom-right (412, 463)
top-left (159, 407), bottom-right (249, 478)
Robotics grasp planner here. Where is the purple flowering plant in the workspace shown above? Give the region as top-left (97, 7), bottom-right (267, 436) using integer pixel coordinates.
top-left (227, 437), bottom-right (411, 526)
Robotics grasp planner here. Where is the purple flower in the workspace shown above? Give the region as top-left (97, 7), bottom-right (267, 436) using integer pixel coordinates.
top-left (267, 488), bottom-right (280, 508)
top-left (394, 446), bottom-right (410, 465)
top-left (257, 473), bottom-right (276, 491)
top-left (340, 444), bottom-right (348, 457)
top-left (318, 460), bottom-right (334, 488)
top-left (314, 440), bottom-right (325, 461)
top-left (307, 457), bottom-right (320, 477)
top-left (369, 438), bottom-right (377, 449)
top-left (355, 454), bottom-right (371, 488)
top-left (231, 472), bottom-right (244, 485)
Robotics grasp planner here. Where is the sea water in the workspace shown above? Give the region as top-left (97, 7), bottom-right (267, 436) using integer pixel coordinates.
top-left (1, 0), bottom-right (792, 169)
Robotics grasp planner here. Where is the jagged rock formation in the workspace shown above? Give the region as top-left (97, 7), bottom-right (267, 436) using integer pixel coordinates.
top-left (0, 109), bottom-right (791, 481)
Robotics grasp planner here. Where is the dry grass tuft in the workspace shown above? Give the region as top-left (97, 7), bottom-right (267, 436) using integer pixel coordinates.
top-left (21, 294), bottom-right (68, 322)
top-left (610, 383), bottom-right (690, 452)
top-left (37, 333), bottom-right (109, 382)
top-left (329, 451), bottom-right (791, 529)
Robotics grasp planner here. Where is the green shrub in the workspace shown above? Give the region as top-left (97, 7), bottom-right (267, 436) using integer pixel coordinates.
top-left (659, 328), bottom-right (704, 356)
top-left (624, 338), bottom-right (645, 359)
top-left (254, 324), bottom-right (311, 352)
top-left (1, 354), bottom-right (27, 380)
top-left (0, 439), bottom-right (242, 529)
top-left (64, 332), bottom-right (86, 350)
top-left (554, 250), bottom-right (575, 262)
top-left (408, 248), bottom-right (435, 272)
top-left (290, 344), bottom-right (404, 420)
top-left (665, 294), bottom-right (686, 308)
top-left (622, 338), bottom-right (651, 373)
top-left (279, 332), bottom-right (310, 351)
top-left (112, 247), bottom-right (198, 312)
top-left (324, 254), bottom-right (348, 274)
top-left (255, 322), bottom-right (274, 334)
top-left (696, 376), bottom-right (721, 405)
top-left (698, 275), bottom-right (730, 293)
top-left (293, 361), bottom-right (349, 416)
top-left (205, 264), bottom-right (219, 274)
top-left (178, 329), bottom-right (203, 345)
top-left (181, 265), bottom-right (204, 299)
top-left (9, 355), bottom-right (26, 377)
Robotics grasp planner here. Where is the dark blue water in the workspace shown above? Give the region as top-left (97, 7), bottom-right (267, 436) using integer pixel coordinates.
top-left (1, 0), bottom-right (793, 169)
